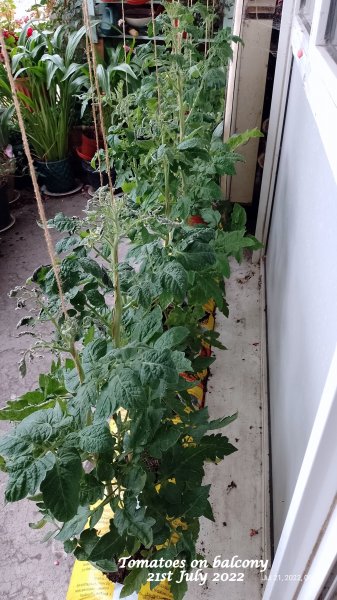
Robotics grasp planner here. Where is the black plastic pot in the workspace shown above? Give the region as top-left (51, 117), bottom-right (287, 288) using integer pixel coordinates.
top-left (35, 156), bottom-right (76, 194)
top-left (0, 180), bottom-right (14, 231)
top-left (81, 159), bottom-right (110, 190)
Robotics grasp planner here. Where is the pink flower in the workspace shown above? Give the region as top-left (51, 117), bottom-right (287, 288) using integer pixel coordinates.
top-left (4, 145), bottom-right (14, 159)
top-left (123, 44), bottom-right (131, 53)
top-left (26, 27), bottom-right (33, 38)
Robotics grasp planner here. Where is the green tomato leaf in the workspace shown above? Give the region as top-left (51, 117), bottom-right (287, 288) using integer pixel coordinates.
top-left (41, 447), bottom-right (82, 522)
top-left (160, 261), bottom-right (188, 302)
top-left (148, 425), bottom-right (182, 458)
top-left (121, 465), bottom-right (147, 494)
top-left (154, 327), bottom-right (189, 351)
top-left (131, 306), bottom-right (163, 344)
top-left (87, 525), bottom-right (124, 561)
top-left (56, 506), bottom-right (91, 542)
top-left (208, 413), bottom-right (238, 430)
top-left (120, 568), bottom-right (149, 597)
top-left (5, 452), bottom-right (56, 502)
top-left (226, 127), bottom-right (263, 151)
top-left (170, 573), bottom-right (188, 600)
top-left (79, 473), bottom-right (104, 506)
top-left (182, 485), bottom-right (214, 521)
top-left (79, 423), bottom-right (115, 453)
top-left (0, 390), bottom-right (54, 422)
top-left (114, 497), bottom-right (155, 548)
top-left (138, 349), bottom-right (178, 387)
top-left (95, 368), bottom-right (145, 419)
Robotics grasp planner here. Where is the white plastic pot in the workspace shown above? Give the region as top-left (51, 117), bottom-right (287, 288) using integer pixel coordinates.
top-left (112, 582), bottom-right (138, 599)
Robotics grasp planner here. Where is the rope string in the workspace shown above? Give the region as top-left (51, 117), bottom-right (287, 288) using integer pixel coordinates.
top-left (84, 8), bottom-right (103, 187)
top-left (120, 0), bottom-right (130, 114)
top-left (150, 0), bottom-right (162, 117)
top-left (0, 29), bottom-right (68, 318)
top-left (205, 0), bottom-right (209, 57)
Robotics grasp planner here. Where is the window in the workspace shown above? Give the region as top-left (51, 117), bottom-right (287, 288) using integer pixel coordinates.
top-left (292, 0), bottom-right (337, 184)
top-left (299, 0), bottom-right (315, 29)
top-left (325, 1), bottom-right (337, 60)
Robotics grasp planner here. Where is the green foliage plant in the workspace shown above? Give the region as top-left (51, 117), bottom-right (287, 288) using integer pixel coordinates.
top-left (10, 24), bottom-right (88, 161)
top-left (0, 4), bottom-right (263, 599)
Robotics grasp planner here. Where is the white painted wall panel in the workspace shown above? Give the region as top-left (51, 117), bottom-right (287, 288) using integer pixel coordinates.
top-left (266, 62), bottom-right (337, 545)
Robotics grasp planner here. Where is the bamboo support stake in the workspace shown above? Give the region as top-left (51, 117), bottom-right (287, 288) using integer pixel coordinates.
top-left (0, 30), bottom-right (68, 318)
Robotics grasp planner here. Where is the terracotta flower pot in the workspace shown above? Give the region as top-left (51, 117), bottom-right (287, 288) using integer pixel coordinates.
top-left (77, 128), bottom-right (103, 161)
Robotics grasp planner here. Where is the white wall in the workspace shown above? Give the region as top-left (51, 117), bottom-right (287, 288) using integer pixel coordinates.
top-left (266, 62), bottom-right (337, 545)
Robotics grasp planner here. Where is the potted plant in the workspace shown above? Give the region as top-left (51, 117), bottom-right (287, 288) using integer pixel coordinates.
top-left (11, 24), bottom-right (88, 194)
top-left (0, 182), bottom-right (260, 596)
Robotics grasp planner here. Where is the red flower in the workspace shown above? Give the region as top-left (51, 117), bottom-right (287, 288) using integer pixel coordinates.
top-left (26, 27), bottom-right (33, 38)
top-left (3, 30), bottom-right (9, 39)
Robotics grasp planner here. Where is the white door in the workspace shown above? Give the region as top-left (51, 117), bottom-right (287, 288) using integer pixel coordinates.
top-left (256, 0), bottom-right (337, 598)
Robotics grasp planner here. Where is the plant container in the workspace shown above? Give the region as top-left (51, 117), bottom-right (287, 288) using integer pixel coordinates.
top-left (7, 174), bottom-right (20, 204)
top-left (187, 214), bottom-right (206, 226)
top-left (0, 180), bottom-right (15, 232)
top-left (77, 128), bottom-right (103, 161)
top-left (81, 159), bottom-right (111, 190)
top-left (35, 156), bottom-right (77, 194)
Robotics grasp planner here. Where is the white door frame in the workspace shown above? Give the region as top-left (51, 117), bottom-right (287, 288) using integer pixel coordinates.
top-left (254, 0), bottom-right (295, 260)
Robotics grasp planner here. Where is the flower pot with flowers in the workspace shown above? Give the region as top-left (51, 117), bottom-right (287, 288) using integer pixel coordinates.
top-left (10, 24), bottom-right (88, 194)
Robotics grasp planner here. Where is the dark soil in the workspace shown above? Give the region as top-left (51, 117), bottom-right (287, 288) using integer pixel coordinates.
top-left (106, 548), bottom-right (145, 584)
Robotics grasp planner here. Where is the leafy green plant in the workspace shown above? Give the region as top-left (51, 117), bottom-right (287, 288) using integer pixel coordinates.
top-left (0, 194), bottom-right (260, 597)
top-left (11, 24), bottom-right (88, 161)
top-left (79, 43), bottom-right (139, 132)
top-left (102, 2), bottom-right (262, 223)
